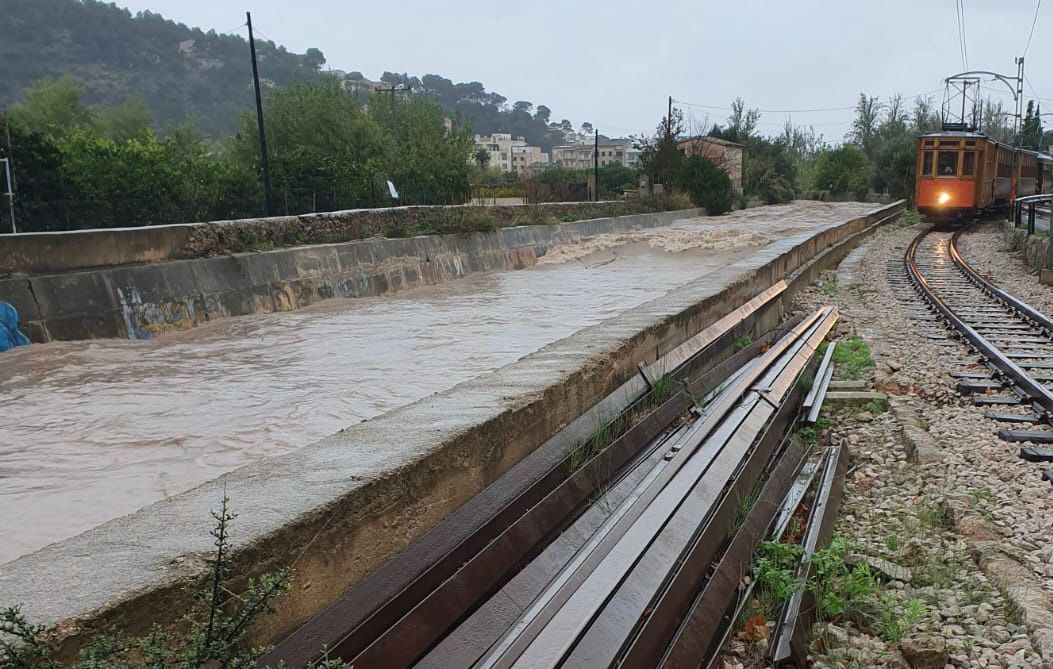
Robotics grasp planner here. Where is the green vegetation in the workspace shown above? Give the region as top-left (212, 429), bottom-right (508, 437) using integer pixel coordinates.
top-left (0, 498), bottom-right (350, 669)
top-left (820, 277), bottom-right (838, 296)
top-left (832, 336), bottom-right (874, 380)
top-left (813, 146), bottom-right (870, 198)
top-left (1, 75), bottom-right (474, 231)
top-left (751, 535), bottom-right (927, 645)
top-left (733, 334), bottom-right (754, 352)
top-left (678, 155), bottom-right (733, 214)
top-left (567, 374), bottom-right (677, 473)
top-left (799, 415), bottom-right (832, 451)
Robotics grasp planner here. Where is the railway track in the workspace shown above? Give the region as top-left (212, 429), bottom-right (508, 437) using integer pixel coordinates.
top-left (904, 223), bottom-right (1053, 465)
top-left (263, 296), bottom-right (848, 669)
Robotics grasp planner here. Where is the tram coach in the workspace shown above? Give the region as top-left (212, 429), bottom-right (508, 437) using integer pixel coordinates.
top-left (915, 130), bottom-right (1052, 221)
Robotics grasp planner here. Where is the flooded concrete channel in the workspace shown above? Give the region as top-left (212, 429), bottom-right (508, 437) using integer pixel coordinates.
top-left (0, 201), bottom-right (875, 564)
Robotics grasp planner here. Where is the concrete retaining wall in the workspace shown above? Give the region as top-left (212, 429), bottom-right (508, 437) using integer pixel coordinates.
top-left (1001, 220), bottom-right (1049, 271)
top-left (0, 201), bottom-right (904, 660)
top-left (1, 208), bottom-right (699, 343)
top-left (0, 201), bottom-right (647, 277)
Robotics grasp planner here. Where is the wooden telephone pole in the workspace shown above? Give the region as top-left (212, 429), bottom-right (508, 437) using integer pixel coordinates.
top-left (247, 12), bottom-right (273, 217)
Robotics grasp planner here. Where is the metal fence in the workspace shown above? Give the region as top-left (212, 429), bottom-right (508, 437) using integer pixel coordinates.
top-left (1014, 194), bottom-right (1053, 236)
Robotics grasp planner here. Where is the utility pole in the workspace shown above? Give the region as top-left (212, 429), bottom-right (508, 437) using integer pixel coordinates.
top-left (593, 129), bottom-right (599, 202)
top-left (2, 112), bottom-right (15, 233)
top-left (247, 11), bottom-right (273, 217)
top-left (1014, 57), bottom-right (1025, 140)
top-left (668, 96), bottom-right (673, 125)
top-left (1, 159), bottom-right (14, 234)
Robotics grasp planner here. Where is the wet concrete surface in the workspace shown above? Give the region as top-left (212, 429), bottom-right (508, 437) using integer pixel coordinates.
top-left (0, 201), bottom-right (875, 564)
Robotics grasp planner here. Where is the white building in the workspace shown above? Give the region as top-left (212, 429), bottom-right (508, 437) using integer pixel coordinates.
top-left (474, 133), bottom-right (548, 174)
top-left (551, 137), bottom-right (640, 170)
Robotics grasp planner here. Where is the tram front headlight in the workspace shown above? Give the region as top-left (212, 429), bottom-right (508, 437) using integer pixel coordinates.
top-left (938, 192), bottom-right (951, 205)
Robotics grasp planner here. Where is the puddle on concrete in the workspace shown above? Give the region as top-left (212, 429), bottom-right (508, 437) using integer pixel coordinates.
top-left (0, 201), bottom-right (875, 563)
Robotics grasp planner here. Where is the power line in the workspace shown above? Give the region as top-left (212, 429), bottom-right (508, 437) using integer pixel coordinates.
top-left (956, 0), bottom-right (969, 70)
top-left (1023, 0), bottom-right (1042, 58)
top-left (960, 0), bottom-right (970, 69)
top-left (672, 89), bottom-right (941, 116)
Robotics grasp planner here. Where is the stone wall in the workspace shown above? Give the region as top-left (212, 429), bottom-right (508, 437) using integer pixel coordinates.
top-left (2, 208), bottom-right (699, 343)
top-left (0, 201), bottom-right (649, 277)
top-left (1001, 219), bottom-right (1049, 272)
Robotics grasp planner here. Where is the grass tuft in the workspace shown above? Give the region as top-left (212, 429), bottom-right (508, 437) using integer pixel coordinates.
top-left (832, 336), bottom-right (874, 381)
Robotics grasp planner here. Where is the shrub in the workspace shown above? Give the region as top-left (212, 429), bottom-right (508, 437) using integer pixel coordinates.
top-left (0, 498), bottom-right (347, 669)
top-left (812, 146), bottom-right (870, 198)
top-left (677, 155), bottom-right (733, 215)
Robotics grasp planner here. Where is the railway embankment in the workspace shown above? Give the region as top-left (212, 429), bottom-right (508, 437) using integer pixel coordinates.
top-left (740, 219), bottom-right (1053, 668)
top-left (0, 202), bottom-right (903, 660)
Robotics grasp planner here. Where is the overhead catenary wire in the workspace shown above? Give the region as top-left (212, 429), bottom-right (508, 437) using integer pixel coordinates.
top-left (954, 0), bottom-right (969, 71)
top-left (1023, 0), bottom-right (1042, 59)
top-left (671, 89), bottom-right (942, 116)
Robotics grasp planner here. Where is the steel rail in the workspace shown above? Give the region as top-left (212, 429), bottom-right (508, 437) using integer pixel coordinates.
top-left (265, 283), bottom-right (791, 669)
top-left (906, 229), bottom-right (1053, 416)
top-left (948, 228), bottom-right (1053, 334)
top-left (477, 308), bottom-right (836, 669)
top-left (769, 442), bottom-right (849, 666)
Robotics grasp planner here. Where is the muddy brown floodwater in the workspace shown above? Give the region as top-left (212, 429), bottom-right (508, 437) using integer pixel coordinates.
top-left (0, 201), bottom-right (876, 564)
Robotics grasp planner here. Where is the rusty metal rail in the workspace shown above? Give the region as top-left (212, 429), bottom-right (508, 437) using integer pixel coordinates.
top-left (265, 299), bottom-right (840, 669)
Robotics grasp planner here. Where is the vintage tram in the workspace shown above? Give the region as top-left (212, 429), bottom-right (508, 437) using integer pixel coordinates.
top-left (915, 130), bottom-right (1052, 221)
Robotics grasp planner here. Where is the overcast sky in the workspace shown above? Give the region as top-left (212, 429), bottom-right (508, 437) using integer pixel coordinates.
top-left (117, 0), bottom-right (1052, 141)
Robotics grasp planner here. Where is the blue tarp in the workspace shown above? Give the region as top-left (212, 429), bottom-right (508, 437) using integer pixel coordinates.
top-left (0, 302), bottom-right (31, 352)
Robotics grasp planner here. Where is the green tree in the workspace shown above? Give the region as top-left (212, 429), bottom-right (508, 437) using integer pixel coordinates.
top-left (367, 92), bottom-right (474, 205)
top-left (11, 74), bottom-right (92, 137)
top-left (232, 79), bottom-right (385, 213)
top-left (637, 109), bottom-right (684, 188)
top-left (1021, 100), bottom-right (1044, 149)
top-left (474, 148), bottom-right (491, 169)
top-left (813, 145), bottom-right (870, 196)
top-left (95, 93), bottom-right (153, 144)
top-left (850, 93), bottom-right (884, 158)
top-left (678, 154), bottom-right (733, 214)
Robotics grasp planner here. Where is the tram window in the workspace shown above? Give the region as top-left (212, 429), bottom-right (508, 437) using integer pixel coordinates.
top-left (937, 151), bottom-right (959, 176)
top-left (922, 151), bottom-right (933, 176)
top-left (962, 152), bottom-right (975, 177)
top-left (965, 140), bottom-right (976, 146)
top-left (939, 140), bottom-right (960, 147)
top-left (924, 140), bottom-right (935, 147)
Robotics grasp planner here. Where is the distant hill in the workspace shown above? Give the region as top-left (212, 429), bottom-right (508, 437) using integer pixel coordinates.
top-left (0, 0), bottom-right (325, 135)
top-left (0, 0), bottom-right (576, 148)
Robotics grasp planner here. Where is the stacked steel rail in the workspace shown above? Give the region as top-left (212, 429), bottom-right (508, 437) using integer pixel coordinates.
top-left (905, 226), bottom-right (1053, 455)
top-left (264, 297), bottom-right (846, 669)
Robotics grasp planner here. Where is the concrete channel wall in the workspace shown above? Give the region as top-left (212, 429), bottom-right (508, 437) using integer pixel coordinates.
top-left (1, 207), bottom-right (698, 342)
top-left (0, 201), bottom-right (905, 660)
top-left (0, 201), bottom-right (647, 276)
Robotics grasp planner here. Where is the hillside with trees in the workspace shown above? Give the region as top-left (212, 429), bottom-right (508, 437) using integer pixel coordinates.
top-left (0, 0), bottom-right (327, 136)
top-left (0, 0), bottom-right (574, 145)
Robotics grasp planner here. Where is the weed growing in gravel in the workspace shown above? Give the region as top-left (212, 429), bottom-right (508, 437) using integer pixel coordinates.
top-left (970, 487), bottom-right (995, 504)
top-left (832, 336), bottom-right (874, 380)
top-left (899, 209), bottom-right (922, 227)
top-left (959, 576), bottom-right (993, 607)
top-left (875, 596), bottom-right (926, 642)
top-left (820, 277), bottom-right (838, 296)
top-left (754, 540), bottom-right (805, 616)
top-left (733, 334), bottom-right (754, 352)
top-left (915, 499), bottom-right (954, 532)
top-left (798, 416), bottom-right (831, 452)
top-left (860, 398), bottom-right (889, 414)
